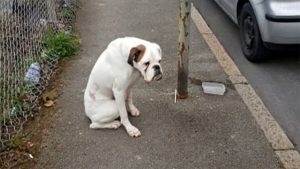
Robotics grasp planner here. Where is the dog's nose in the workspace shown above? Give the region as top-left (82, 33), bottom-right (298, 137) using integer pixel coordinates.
top-left (153, 65), bottom-right (160, 71)
top-left (153, 65), bottom-right (161, 75)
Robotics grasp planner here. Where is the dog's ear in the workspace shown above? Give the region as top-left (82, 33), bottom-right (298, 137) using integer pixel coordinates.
top-left (128, 44), bottom-right (146, 66)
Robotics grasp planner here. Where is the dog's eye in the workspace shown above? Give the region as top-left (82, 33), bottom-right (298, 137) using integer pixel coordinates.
top-left (144, 62), bottom-right (150, 66)
top-left (159, 60), bottom-right (161, 63)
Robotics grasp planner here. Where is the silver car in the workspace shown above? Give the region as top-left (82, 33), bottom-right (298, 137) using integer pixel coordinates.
top-left (214, 0), bottom-right (300, 62)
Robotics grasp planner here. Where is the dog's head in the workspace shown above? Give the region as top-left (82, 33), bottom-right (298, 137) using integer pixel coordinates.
top-left (128, 43), bottom-right (163, 82)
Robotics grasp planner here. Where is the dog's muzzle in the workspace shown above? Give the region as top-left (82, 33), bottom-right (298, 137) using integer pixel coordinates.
top-left (153, 65), bottom-right (162, 81)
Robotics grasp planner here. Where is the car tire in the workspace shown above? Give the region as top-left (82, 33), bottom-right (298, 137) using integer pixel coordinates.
top-left (239, 3), bottom-right (268, 62)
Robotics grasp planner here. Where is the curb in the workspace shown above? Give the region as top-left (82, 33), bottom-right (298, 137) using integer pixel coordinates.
top-left (191, 3), bottom-right (300, 169)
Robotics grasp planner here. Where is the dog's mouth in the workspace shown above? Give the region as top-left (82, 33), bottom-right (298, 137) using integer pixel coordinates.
top-left (153, 74), bottom-right (162, 81)
top-left (144, 73), bottom-right (163, 83)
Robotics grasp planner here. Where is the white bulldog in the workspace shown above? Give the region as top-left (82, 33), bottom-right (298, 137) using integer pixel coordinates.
top-left (84, 37), bottom-right (163, 137)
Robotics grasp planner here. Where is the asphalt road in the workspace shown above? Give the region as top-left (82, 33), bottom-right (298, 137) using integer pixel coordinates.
top-left (192, 0), bottom-right (300, 151)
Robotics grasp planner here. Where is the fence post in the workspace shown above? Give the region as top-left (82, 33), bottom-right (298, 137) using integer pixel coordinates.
top-left (177, 0), bottom-right (191, 99)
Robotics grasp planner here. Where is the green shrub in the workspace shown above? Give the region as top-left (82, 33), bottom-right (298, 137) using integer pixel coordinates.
top-left (43, 29), bottom-right (78, 60)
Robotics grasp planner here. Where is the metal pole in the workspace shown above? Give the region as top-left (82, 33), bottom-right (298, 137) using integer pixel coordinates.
top-left (177, 0), bottom-right (191, 99)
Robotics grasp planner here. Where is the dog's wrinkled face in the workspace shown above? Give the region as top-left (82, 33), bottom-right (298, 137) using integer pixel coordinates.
top-left (128, 43), bottom-right (163, 82)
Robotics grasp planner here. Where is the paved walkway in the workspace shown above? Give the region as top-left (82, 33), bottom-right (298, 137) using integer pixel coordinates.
top-left (35, 0), bottom-right (281, 168)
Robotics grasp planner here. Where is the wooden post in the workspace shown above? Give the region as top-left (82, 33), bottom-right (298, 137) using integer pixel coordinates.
top-left (177, 0), bottom-right (191, 99)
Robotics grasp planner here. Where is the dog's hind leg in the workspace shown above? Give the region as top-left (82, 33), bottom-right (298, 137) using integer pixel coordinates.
top-left (88, 100), bottom-right (121, 129)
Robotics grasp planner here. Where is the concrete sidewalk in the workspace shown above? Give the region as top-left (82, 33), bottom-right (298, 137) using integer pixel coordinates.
top-left (35, 0), bottom-right (282, 168)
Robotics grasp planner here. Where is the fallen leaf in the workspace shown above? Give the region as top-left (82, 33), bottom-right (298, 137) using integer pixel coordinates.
top-left (42, 90), bottom-right (58, 102)
top-left (44, 100), bottom-right (54, 107)
top-left (26, 142), bottom-right (34, 149)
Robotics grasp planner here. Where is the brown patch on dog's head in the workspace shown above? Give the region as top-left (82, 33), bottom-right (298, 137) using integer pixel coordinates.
top-left (128, 44), bottom-right (146, 66)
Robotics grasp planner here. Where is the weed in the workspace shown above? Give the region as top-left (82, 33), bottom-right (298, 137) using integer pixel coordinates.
top-left (7, 132), bottom-right (25, 149)
top-left (0, 84), bottom-right (31, 125)
top-left (62, 7), bottom-right (75, 18)
top-left (43, 28), bottom-right (78, 61)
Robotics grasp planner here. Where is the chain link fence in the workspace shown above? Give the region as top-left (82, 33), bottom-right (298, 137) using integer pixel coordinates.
top-left (0, 0), bottom-right (76, 153)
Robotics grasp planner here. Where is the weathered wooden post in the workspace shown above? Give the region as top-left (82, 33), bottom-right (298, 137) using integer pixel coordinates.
top-left (177, 0), bottom-right (191, 99)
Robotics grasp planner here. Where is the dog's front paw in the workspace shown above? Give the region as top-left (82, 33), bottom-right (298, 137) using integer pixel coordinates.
top-left (89, 120), bottom-right (121, 129)
top-left (129, 106), bottom-right (140, 117)
top-left (126, 125), bottom-right (141, 137)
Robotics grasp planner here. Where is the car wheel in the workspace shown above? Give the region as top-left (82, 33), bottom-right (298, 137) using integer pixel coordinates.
top-left (239, 3), bottom-right (268, 62)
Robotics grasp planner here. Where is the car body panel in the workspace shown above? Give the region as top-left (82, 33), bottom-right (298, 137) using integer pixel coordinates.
top-left (214, 0), bottom-right (300, 44)
top-left (215, 0), bottom-right (238, 23)
top-left (214, 0), bottom-right (238, 24)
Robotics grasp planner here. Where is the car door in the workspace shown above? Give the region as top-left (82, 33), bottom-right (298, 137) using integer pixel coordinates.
top-left (214, 0), bottom-right (223, 9)
top-left (220, 0), bottom-right (239, 21)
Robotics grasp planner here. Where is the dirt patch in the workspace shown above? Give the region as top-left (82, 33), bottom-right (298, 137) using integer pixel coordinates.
top-left (0, 60), bottom-right (69, 169)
